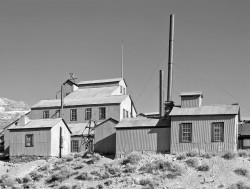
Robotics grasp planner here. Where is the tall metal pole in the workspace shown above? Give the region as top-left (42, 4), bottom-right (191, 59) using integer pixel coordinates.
top-left (159, 70), bottom-right (164, 117)
top-left (167, 14), bottom-right (174, 102)
top-left (61, 85), bottom-right (64, 118)
top-left (121, 41), bottom-right (124, 78)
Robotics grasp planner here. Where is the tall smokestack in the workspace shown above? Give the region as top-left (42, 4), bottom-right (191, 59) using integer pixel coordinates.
top-left (159, 70), bottom-right (164, 117)
top-left (61, 85), bottom-right (64, 118)
top-left (167, 14), bottom-right (174, 102)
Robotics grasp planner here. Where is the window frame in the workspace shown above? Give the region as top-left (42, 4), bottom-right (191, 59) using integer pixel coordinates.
top-left (126, 110), bottom-right (129, 118)
top-left (179, 123), bottom-right (192, 143)
top-left (70, 109), bottom-right (77, 121)
top-left (99, 107), bottom-right (106, 120)
top-left (25, 134), bottom-right (34, 147)
top-left (43, 110), bottom-right (49, 119)
top-left (211, 122), bottom-right (224, 142)
top-left (123, 109), bottom-right (126, 119)
top-left (85, 108), bottom-right (92, 120)
top-left (71, 140), bottom-right (79, 152)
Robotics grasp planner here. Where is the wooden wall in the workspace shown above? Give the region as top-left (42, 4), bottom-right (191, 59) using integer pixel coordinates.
top-left (170, 115), bottom-right (238, 154)
top-left (181, 96), bottom-right (201, 108)
top-left (116, 127), bottom-right (171, 157)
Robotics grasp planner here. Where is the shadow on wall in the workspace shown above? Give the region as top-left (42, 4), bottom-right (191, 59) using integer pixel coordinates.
top-left (94, 133), bottom-right (116, 155)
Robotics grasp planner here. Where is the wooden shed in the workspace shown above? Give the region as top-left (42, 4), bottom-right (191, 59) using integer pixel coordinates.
top-left (238, 121), bottom-right (250, 149)
top-left (7, 116), bottom-right (71, 157)
top-left (94, 118), bottom-right (118, 155)
top-left (169, 104), bottom-right (240, 154)
top-left (115, 116), bottom-right (171, 157)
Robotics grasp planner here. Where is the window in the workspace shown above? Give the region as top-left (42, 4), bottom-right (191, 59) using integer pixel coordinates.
top-left (43, 110), bottom-right (49, 119)
top-left (71, 140), bottom-right (79, 152)
top-left (85, 108), bottom-right (92, 120)
top-left (123, 87), bottom-right (126, 95)
top-left (70, 109), bottom-right (77, 121)
top-left (212, 122), bottom-right (224, 142)
top-left (25, 134), bottom-right (33, 147)
top-left (180, 123), bottom-right (192, 143)
top-left (123, 109), bottom-right (126, 118)
top-left (126, 110), bottom-right (129, 118)
top-left (99, 107), bottom-right (106, 120)
top-left (120, 86), bottom-right (123, 94)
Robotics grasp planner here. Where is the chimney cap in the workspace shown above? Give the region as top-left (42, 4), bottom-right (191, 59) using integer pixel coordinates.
top-left (180, 91), bottom-right (203, 97)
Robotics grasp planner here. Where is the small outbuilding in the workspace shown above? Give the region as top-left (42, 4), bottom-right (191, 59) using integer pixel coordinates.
top-left (238, 121), bottom-right (250, 149)
top-left (7, 116), bottom-right (71, 158)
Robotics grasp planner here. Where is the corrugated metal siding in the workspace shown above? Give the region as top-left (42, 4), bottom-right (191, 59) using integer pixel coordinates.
top-left (171, 115), bottom-right (237, 154)
top-left (94, 120), bottom-right (117, 154)
top-left (116, 127), bottom-right (170, 157)
top-left (181, 96), bottom-right (200, 108)
top-left (9, 129), bottom-right (51, 156)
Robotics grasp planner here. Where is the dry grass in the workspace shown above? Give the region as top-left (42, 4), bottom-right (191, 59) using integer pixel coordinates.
top-left (75, 172), bottom-right (93, 181)
top-left (196, 163), bottom-right (210, 171)
top-left (176, 153), bottom-right (187, 160)
top-left (222, 151), bottom-right (237, 160)
top-left (234, 168), bottom-right (249, 177)
top-left (237, 150), bottom-right (249, 158)
top-left (228, 181), bottom-right (250, 189)
top-left (29, 170), bottom-right (44, 181)
top-left (45, 166), bottom-right (74, 183)
top-left (139, 177), bottom-right (156, 189)
top-left (0, 174), bottom-right (17, 187)
top-left (186, 149), bottom-right (199, 157)
top-left (185, 157), bottom-right (200, 168)
top-left (139, 159), bottom-right (173, 173)
top-left (199, 150), bottom-right (212, 159)
top-left (122, 152), bottom-right (142, 165)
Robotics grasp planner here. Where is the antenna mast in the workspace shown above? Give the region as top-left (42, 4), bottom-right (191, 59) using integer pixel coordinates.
top-left (121, 41), bottom-right (124, 78)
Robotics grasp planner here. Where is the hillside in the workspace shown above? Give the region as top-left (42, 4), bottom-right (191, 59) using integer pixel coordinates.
top-left (0, 97), bottom-right (30, 130)
top-left (1, 151), bottom-right (250, 189)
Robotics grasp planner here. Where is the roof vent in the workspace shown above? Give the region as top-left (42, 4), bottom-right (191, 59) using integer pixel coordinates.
top-left (180, 91), bottom-right (203, 108)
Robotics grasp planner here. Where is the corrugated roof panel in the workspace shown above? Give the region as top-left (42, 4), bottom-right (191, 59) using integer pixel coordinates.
top-left (180, 91), bottom-right (203, 96)
top-left (115, 117), bottom-right (160, 128)
top-left (78, 78), bottom-right (123, 85)
top-left (169, 105), bottom-right (239, 116)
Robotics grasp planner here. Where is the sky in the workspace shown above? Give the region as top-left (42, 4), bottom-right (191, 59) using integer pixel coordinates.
top-left (0, 0), bottom-right (250, 118)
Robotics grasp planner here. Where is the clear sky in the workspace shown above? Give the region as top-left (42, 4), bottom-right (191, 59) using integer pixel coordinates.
top-left (0, 0), bottom-right (250, 118)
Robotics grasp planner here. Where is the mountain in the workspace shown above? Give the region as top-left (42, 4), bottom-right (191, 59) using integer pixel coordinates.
top-left (0, 97), bottom-right (30, 130)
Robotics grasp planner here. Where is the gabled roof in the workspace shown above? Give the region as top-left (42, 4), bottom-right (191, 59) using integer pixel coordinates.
top-left (180, 91), bottom-right (203, 97)
top-left (78, 78), bottom-right (126, 86)
top-left (68, 122), bottom-right (96, 136)
top-left (115, 116), bottom-right (169, 129)
top-left (95, 118), bottom-right (119, 128)
top-left (32, 95), bottom-right (129, 109)
top-left (8, 118), bottom-right (72, 133)
top-left (169, 104), bottom-right (240, 116)
top-left (63, 79), bottom-right (79, 87)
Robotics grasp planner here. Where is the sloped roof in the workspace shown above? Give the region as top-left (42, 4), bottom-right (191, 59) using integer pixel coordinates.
top-left (8, 118), bottom-right (69, 131)
top-left (32, 95), bottom-right (129, 109)
top-left (78, 78), bottom-right (123, 85)
top-left (115, 116), bottom-right (169, 128)
top-left (169, 105), bottom-right (239, 116)
top-left (64, 86), bottom-right (118, 99)
top-left (95, 118), bottom-right (119, 128)
top-left (68, 122), bottom-right (96, 136)
top-left (239, 123), bottom-right (250, 135)
top-left (180, 91), bottom-right (203, 97)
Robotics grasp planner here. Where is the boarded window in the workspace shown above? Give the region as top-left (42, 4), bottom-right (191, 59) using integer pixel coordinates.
top-left (99, 107), bottom-right (106, 120)
top-left (71, 140), bottom-right (79, 152)
top-left (180, 123), bottom-right (192, 143)
top-left (25, 134), bottom-right (33, 147)
top-left (85, 108), bottom-right (92, 120)
top-left (70, 109), bottom-right (77, 121)
top-left (212, 122), bottom-right (224, 142)
top-left (43, 110), bottom-right (49, 119)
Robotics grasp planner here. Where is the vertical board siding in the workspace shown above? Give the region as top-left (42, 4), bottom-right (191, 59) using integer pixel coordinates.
top-left (181, 96), bottom-right (200, 108)
top-left (171, 115), bottom-right (237, 154)
top-left (116, 127), bottom-right (170, 157)
top-left (9, 129), bottom-right (51, 156)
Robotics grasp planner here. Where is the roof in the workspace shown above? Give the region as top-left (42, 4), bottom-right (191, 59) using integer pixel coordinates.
top-left (180, 91), bottom-right (203, 97)
top-left (95, 118), bottom-right (119, 128)
top-left (115, 116), bottom-right (169, 128)
top-left (64, 86), bottom-right (117, 99)
top-left (8, 118), bottom-right (71, 133)
top-left (68, 122), bottom-right (95, 136)
top-left (63, 79), bottom-right (79, 87)
top-left (169, 104), bottom-right (240, 116)
top-left (239, 123), bottom-right (250, 135)
top-left (78, 78), bottom-right (123, 85)
top-left (32, 95), bottom-right (129, 109)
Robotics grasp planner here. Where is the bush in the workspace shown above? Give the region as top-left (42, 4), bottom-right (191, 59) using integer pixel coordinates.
top-left (104, 180), bottom-right (112, 186)
top-left (199, 150), bottom-right (212, 158)
top-left (104, 163), bottom-right (121, 177)
top-left (58, 184), bottom-right (71, 189)
top-left (75, 172), bottom-right (93, 180)
top-left (90, 170), bottom-right (101, 177)
top-left (176, 153), bottom-right (186, 160)
top-left (186, 149), bottom-right (199, 157)
top-left (122, 163), bottom-right (137, 173)
top-left (29, 171), bottom-right (44, 181)
top-left (171, 163), bottom-right (187, 176)
top-left (1, 174), bottom-right (16, 187)
top-left (222, 151), bottom-right (237, 160)
top-left (185, 158), bottom-right (200, 168)
top-left (22, 175), bottom-right (32, 183)
top-left (62, 155), bottom-right (74, 162)
top-left (139, 159), bottom-right (173, 173)
top-left (196, 163), bottom-right (210, 171)
top-left (228, 181), bottom-right (250, 189)
top-left (139, 178), bottom-right (155, 188)
top-left (45, 167), bottom-right (73, 183)
top-left (122, 152), bottom-right (142, 165)
top-left (97, 184), bottom-right (104, 189)
top-left (38, 163), bottom-right (51, 172)
top-left (73, 164), bottom-right (84, 170)
top-left (85, 153), bottom-right (101, 164)
top-left (238, 150), bottom-right (249, 158)
top-left (234, 168), bottom-right (249, 177)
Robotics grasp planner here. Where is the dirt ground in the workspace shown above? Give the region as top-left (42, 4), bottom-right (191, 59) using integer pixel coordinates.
top-left (0, 153), bottom-right (250, 189)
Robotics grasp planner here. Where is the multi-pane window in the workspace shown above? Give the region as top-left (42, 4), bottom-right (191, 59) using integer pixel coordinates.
top-left (126, 110), bottom-right (129, 118)
top-left (180, 123), bottom-right (192, 143)
top-left (99, 107), bottom-right (106, 120)
top-left (212, 122), bottom-right (224, 142)
top-left (71, 140), bottom-right (79, 152)
top-left (25, 134), bottom-right (34, 147)
top-left (85, 108), bottom-right (92, 120)
top-left (43, 111), bottom-right (49, 119)
top-left (70, 109), bottom-right (77, 121)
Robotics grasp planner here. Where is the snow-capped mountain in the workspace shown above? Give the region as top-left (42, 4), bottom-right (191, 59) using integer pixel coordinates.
top-left (0, 97), bottom-right (30, 130)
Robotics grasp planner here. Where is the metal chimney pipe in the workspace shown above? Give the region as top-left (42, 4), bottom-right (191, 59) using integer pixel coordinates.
top-left (167, 14), bottom-right (174, 102)
top-left (159, 70), bottom-right (164, 117)
top-left (61, 85), bottom-right (64, 118)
